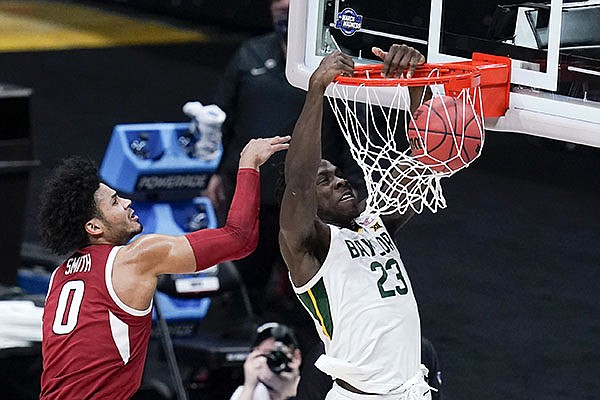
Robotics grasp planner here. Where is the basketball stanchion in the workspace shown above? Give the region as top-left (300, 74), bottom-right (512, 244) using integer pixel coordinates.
top-left (327, 53), bottom-right (511, 216)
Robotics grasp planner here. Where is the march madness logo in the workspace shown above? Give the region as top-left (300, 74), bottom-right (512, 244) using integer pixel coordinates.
top-left (335, 8), bottom-right (363, 36)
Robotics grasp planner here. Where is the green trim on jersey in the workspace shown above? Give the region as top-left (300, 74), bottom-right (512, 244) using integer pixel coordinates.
top-left (298, 278), bottom-right (334, 340)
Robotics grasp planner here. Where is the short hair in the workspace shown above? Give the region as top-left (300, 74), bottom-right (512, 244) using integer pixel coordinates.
top-left (252, 322), bottom-right (299, 349)
top-left (38, 157), bottom-right (101, 255)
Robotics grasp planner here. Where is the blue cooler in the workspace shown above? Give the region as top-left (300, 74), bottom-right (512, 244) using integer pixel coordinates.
top-left (100, 122), bottom-right (222, 200)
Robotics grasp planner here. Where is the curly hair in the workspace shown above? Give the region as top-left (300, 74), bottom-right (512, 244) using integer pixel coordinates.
top-left (38, 157), bottom-right (101, 255)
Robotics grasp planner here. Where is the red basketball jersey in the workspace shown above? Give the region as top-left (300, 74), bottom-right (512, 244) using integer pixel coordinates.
top-left (40, 244), bottom-right (153, 400)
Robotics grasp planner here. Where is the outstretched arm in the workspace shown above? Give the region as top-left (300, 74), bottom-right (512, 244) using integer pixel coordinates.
top-left (121, 135), bottom-right (291, 277)
top-left (111, 136), bottom-right (289, 311)
top-left (279, 51), bottom-right (354, 286)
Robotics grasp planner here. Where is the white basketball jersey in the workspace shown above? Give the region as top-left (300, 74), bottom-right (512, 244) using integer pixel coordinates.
top-left (293, 214), bottom-right (422, 394)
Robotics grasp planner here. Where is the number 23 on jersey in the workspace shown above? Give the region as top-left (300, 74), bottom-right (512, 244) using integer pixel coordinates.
top-left (370, 258), bottom-right (409, 298)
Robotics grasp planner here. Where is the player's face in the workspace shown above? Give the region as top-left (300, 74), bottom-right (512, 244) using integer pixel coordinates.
top-left (316, 160), bottom-right (360, 226)
top-left (94, 183), bottom-right (142, 244)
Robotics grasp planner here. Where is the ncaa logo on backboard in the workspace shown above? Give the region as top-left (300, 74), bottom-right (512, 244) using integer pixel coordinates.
top-left (335, 8), bottom-right (363, 36)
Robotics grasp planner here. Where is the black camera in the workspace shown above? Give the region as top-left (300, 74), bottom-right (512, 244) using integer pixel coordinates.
top-left (263, 342), bottom-right (292, 374)
top-left (254, 323), bottom-right (298, 375)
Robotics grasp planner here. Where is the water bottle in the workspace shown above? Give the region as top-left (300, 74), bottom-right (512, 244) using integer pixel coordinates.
top-left (182, 102), bottom-right (226, 160)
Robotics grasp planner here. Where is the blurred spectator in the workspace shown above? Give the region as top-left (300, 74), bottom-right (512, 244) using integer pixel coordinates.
top-left (207, 0), bottom-right (363, 317)
top-left (230, 322), bottom-right (302, 400)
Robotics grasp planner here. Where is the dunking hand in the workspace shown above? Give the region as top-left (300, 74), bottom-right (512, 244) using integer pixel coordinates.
top-left (372, 44), bottom-right (425, 78)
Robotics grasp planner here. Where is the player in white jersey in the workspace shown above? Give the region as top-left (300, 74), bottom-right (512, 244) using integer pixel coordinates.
top-left (279, 45), bottom-right (433, 399)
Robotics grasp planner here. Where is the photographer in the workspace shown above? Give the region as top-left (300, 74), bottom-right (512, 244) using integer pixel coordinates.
top-left (230, 323), bottom-right (302, 400)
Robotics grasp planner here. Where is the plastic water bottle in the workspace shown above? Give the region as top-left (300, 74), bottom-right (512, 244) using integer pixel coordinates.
top-left (182, 102), bottom-right (226, 160)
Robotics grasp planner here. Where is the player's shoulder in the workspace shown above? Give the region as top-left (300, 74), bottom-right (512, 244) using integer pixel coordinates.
top-left (119, 233), bottom-right (185, 263)
top-left (120, 233), bottom-right (160, 256)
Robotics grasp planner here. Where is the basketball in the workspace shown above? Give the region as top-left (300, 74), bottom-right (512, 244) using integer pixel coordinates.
top-left (407, 95), bottom-right (483, 172)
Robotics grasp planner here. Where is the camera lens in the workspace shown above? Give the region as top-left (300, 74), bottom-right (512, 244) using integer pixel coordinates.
top-left (265, 349), bottom-right (292, 374)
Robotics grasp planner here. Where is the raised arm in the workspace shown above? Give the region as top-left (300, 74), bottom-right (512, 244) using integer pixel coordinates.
top-left (119, 136), bottom-right (290, 278)
top-left (279, 51), bottom-right (354, 285)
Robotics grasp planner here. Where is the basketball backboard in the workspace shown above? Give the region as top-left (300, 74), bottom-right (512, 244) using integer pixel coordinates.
top-left (286, 0), bottom-right (600, 147)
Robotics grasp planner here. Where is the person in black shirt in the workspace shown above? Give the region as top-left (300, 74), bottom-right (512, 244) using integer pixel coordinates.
top-left (206, 0), bottom-right (363, 318)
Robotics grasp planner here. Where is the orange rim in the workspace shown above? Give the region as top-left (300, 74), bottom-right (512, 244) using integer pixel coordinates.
top-left (334, 63), bottom-right (480, 87)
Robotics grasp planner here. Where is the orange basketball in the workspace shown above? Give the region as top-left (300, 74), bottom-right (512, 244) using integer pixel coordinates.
top-left (407, 95), bottom-right (483, 172)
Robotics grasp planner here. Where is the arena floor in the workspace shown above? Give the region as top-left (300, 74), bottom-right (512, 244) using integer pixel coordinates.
top-left (0, 1), bottom-right (598, 399)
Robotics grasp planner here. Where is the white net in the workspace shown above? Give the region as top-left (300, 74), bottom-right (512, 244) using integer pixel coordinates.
top-left (327, 81), bottom-right (483, 216)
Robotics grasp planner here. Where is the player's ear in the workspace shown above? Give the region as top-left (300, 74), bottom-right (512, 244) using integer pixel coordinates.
top-left (85, 217), bottom-right (104, 237)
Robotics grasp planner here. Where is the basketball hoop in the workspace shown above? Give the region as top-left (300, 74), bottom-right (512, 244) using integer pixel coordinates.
top-left (335, 62), bottom-right (480, 89)
top-left (327, 53), bottom-right (510, 216)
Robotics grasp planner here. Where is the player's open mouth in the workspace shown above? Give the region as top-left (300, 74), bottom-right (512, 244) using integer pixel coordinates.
top-left (340, 192), bottom-right (354, 202)
top-left (130, 211), bottom-right (138, 221)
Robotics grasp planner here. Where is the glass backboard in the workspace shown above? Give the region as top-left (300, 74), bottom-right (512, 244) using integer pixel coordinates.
top-left (286, 0), bottom-right (600, 147)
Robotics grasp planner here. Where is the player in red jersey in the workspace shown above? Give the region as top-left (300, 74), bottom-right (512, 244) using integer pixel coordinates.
top-left (38, 135), bottom-right (290, 400)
